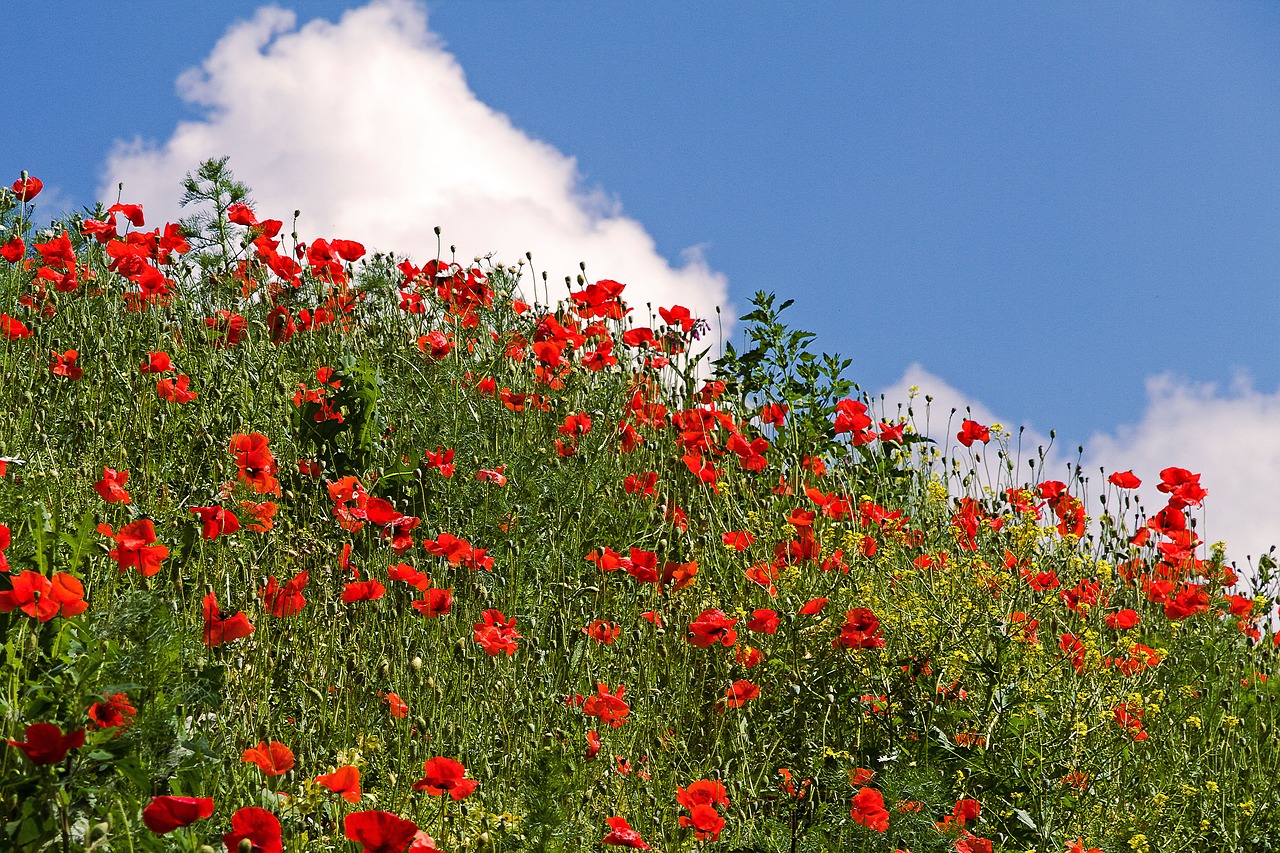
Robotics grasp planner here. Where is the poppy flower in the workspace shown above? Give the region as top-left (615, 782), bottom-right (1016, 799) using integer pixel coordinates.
top-left (412, 756), bottom-right (477, 800)
top-left (363, 498), bottom-right (420, 554)
top-left (205, 310), bottom-right (248, 348)
top-left (383, 692), bottom-right (408, 718)
top-left (261, 571), bottom-right (308, 617)
top-left (721, 530), bottom-right (755, 551)
top-left (798, 597), bottom-right (829, 616)
top-left (746, 609), bottom-right (779, 635)
top-left (156, 373), bottom-right (198, 405)
top-left (0, 237), bottom-right (23, 263)
top-left (316, 765), bottom-right (362, 803)
top-left (687, 609), bottom-right (738, 648)
top-left (240, 500), bottom-right (277, 532)
top-left (344, 810), bottom-right (419, 853)
top-left (600, 816), bottom-right (650, 848)
top-left (424, 446), bottom-right (455, 477)
top-left (98, 519), bottom-right (168, 577)
top-left (1105, 609), bottom-right (1140, 630)
top-left (585, 730), bottom-right (602, 760)
top-left (722, 679), bottom-right (760, 709)
top-left (583, 619), bottom-right (621, 645)
top-left (582, 682), bottom-right (630, 728)
top-left (1, 314), bottom-right (33, 339)
top-left (850, 787), bottom-right (890, 832)
top-left (202, 592), bottom-right (254, 646)
top-left (223, 807), bottom-right (282, 853)
top-left (473, 609), bottom-right (520, 655)
top-left (242, 740), bottom-right (294, 776)
top-left (955, 837), bottom-right (993, 853)
top-left (476, 467), bottom-right (507, 486)
top-left (833, 398), bottom-right (873, 435)
top-left (1107, 470), bottom-right (1141, 489)
top-left (189, 505), bottom-right (241, 540)
top-left (49, 349), bottom-right (83, 380)
top-left (680, 803), bottom-right (725, 841)
top-left (956, 419), bottom-right (991, 447)
top-left (93, 467), bottom-right (131, 503)
top-left (0, 570), bottom-right (88, 622)
top-left (12, 175), bottom-right (42, 201)
top-left (229, 433), bottom-right (280, 496)
top-left (142, 795), bottom-right (215, 834)
top-left (834, 608), bottom-right (885, 650)
top-left (88, 692), bottom-right (136, 733)
top-left (7, 722), bottom-right (85, 765)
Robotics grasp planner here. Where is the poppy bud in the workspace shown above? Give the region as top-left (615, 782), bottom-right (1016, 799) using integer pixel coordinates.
top-left (200, 847), bottom-right (217, 853)
top-left (240, 840), bottom-right (254, 853)
top-left (90, 822), bottom-right (110, 840)
top-left (411, 656), bottom-right (423, 671)
top-left (434, 226), bottom-right (441, 236)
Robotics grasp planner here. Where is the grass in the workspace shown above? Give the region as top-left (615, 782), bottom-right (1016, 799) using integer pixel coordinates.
top-left (1, 159), bottom-right (1278, 852)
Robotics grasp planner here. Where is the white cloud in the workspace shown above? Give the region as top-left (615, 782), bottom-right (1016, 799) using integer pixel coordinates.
top-left (1085, 373), bottom-right (1280, 568)
top-left (100, 0), bottom-right (729, 328)
top-left (879, 365), bottom-right (1280, 571)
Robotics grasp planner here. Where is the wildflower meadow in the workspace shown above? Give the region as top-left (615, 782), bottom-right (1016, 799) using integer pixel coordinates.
top-left (1, 159), bottom-right (1278, 852)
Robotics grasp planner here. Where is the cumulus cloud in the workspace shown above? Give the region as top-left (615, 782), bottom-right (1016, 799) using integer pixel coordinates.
top-left (879, 364), bottom-right (1280, 569)
top-left (100, 0), bottom-right (729, 327)
top-left (1085, 373), bottom-right (1280, 567)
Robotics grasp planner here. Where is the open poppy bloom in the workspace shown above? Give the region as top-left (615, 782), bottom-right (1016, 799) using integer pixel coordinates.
top-left (956, 419), bottom-right (992, 447)
top-left (50, 349), bottom-right (83, 380)
top-left (93, 467), bottom-right (131, 503)
top-left (223, 807), bottom-right (282, 853)
top-left (722, 680), bottom-right (760, 709)
top-left (229, 432), bottom-right (280, 495)
top-left (202, 592), bottom-right (254, 646)
top-left (12, 175), bottom-right (42, 201)
top-left (142, 796), bottom-right (215, 834)
top-left (7, 722), bottom-right (85, 765)
top-left (582, 682), bottom-right (630, 728)
top-left (0, 570), bottom-right (88, 622)
top-left (156, 374), bottom-right (198, 404)
top-left (138, 351), bottom-right (173, 373)
top-left (687, 609), bottom-right (738, 648)
top-left (473, 609), bottom-right (520, 655)
top-left (97, 519), bottom-right (169, 577)
top-left (242, 740), bottom-right (295, 776)
top-left (189, 505), bottom-right (241, 540)
top-left (412, 756), bottom-right (477, 800)
top-left (344, 810), bottom-right (420, 853)
top-left (261, 571), bottom-right (308, 617)
top-left (88, 692), bottom-right (137, 733)
top-left (316, 765), bottom-right (363, 802)
top-left (850, 786), bottom-right (890, 832)
top-left (601, 816), bottom-right (650, 848)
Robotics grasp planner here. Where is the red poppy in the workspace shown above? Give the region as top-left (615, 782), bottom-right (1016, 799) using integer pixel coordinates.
top-left (585, 730), bottom-right (602, 760)
top-left (734, 645), bottom-right (762, 667)
top-left (157, 374), bottom-right (198, 404)
top-left (98, 519), bottom-right (168, 577)
top-left (476, 467), bottom-right (507, 486)
top-left (1157, 466), bottom-right (1208, 508)
top-left (746, 608), bottom-right (779, 635)
top-left (1107, 470), bottom-right (1141, 489)
top-left (189, 505), bottom-right (241, 540)
top-left (344, 810), bottom-right (419, 853)
top-left (93, 467), bottom-right (131, 503)
top-left (202, 592), bottom-right (254, 646)
top-left (956, 419), bottom-right (991, 447)
top-left (240, 500), bottom-right (277, 532)
top-left (342, 579), bottom-right (387, 603)
top-left (363, 497), bottom-right (420, 554)
top-left (424, 447), bottom-right (455, 477)
top-left (722, 679), bottom-right (760, 708)
top-left (223, 807), bottom-right (283, 853)
top-left (316, 765), bottom-right (362, 803)
top-left (7, 722), bottom-right (85, 764)
top-left (412, 756), bottom-right (477, 800)
top-left (1105, 609), bottom-right (1140, 630)
top-left (721, 531), bottom-right (755, 551)
top-left (229, 433), bottom-right (280, 496)
top-left (0, 237), bottom-right (23, 263)
top-left (142, 795), bottom-right (215, 834)
top-left (687, 609), bottom-right (738, 648)
top-left (242, 740), bottom-right (294, 776)
top-left (582, 682), bottom-right (630, 728)
top-left (12, 175), bottom-right (42, 201)
top-left (0, 570), bottom-right (88, 621)
top-left (955, 836), bottom-right (993, 853)
top-left (473, 609), bottom-right (520, 655)
top-left (205, 310), bottom-right (248, 348)
top-left (601, 816), bottom-right (650, 848)
top-left (49, 349), bottom-right (83, 380)
top-left (798, 597), bottom-right (828, 616)
top-left (680, 803), bottom-right (725, 841)
top-left (583, 619), bottom-right (621, 645)
top-left (383, 692), bottom-right (408, 718)
top-left (833, 398), bottom-right (873, 436)
top-left (834, 608), bottom-right (885, 650)
top-left (1, 314), bottom-right (33, 339)
top-left (850, 787), bottom-right (889, 832)
top-left (261, 571), bottom-right (309, 617)
top-left (137, 351), bottom-right (173, 373)
top-left (88, 692), bottom-right (136, 733)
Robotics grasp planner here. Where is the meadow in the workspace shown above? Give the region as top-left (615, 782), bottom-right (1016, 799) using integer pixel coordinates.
top-left (2, 159), bottom-right (1278, 852)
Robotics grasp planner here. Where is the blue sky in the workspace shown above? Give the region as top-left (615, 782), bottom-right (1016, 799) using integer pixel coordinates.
top-left (6, 1), bottom-right (1280, 557)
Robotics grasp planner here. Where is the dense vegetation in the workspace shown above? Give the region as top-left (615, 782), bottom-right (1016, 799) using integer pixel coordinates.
top-left (2, 160), bottom-right (1278, 852)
